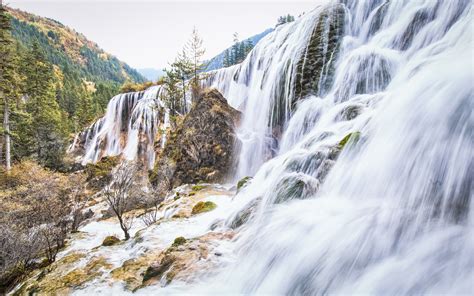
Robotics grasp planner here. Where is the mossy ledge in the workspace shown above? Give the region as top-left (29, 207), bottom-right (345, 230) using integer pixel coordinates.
top-left (191, 201), bottom-right (217, 215)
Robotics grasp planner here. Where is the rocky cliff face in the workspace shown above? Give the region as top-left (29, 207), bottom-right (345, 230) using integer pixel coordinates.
top-left (151, 89), bottom-right (241, 195)
top-left (293, 3), bottom-right (345, 102)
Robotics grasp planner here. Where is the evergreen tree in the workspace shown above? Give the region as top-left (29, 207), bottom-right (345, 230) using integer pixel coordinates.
top-left (0, 4), bottom-right (14, 171)
top-left (76, 86), bottom-right (94, 128)
top-left (223, 49), bottom-right (231, 68)
top-left (185, 27), bottom-right (206, 103)
top-left (162, 67), bottom-right (184, 117)
top-left (231, 32), bottom-right (240, 65)
top-left (24, 42), bottom-right (67, 168)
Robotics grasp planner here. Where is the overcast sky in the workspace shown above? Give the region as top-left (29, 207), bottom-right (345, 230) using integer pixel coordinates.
top-left (7, 1), bottom-right (318, 69)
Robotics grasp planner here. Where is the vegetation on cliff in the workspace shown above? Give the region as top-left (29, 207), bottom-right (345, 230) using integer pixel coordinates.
top-left (151, 89), bottom-right (241, 195)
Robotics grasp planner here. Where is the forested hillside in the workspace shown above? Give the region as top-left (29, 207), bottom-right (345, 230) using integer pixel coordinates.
top-left (0, 6), bottom-right (145, 170)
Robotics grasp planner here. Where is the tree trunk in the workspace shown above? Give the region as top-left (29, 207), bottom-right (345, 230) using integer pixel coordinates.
top-left (182, 77), bottom-right (186, 113)
top-left (2, 91), bottom-right (11, 172)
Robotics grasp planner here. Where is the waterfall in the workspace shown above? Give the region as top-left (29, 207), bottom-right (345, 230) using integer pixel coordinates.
top-left (70, 85), bottom-right (167, 169)
top-left (190, 0), bottom-right (473, 294)
top-left (206, 0), bottom-right (344, 179)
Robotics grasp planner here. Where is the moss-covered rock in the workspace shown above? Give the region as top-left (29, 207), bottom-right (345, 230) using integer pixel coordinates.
top-left (274, 173), bottom-right (320, 204)
top-left (338, 132), bottom-right (361, 149)
top-left (191, 201), bottom-right (217, 215)
top-left (171, 236), bottom-right (187, 247)
top-left (237, 176), bottom-right (252, 191)
top-left (102, 235), bottom-right (120, 246)
top-left (85, 156), bottom-right (120, 190)
top-left (293, 4), bottom-right (345, 102)
top-left (151, 89), bottom-right (241, 196)
top-left (228, 198), bottom-right (261, 229)
top-left (191, 184), bottom-right (205, 191)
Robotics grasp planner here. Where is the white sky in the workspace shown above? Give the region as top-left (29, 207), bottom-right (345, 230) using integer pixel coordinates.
top-left (7, 0), bottom-right (318, 69)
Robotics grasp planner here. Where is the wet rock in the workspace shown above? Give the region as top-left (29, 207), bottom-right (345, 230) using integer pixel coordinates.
top-left (237, 176), bottom-right (252, 192)
top-left (102, 235), bottom-right (120, 246)
top-left (14, 256), bottom-right (111, 295)
top-left (274, 173), bottom-right (320, 204)
top-left (191, 201), bottom-right (217, 215)
top-left (293, 4), bottom-right (346, 102)
top-left (338, 105), bottom-right (362, 121)
top-left (338, 132), bottom-right (361, 149)
top-left (142, 255), bottom-right (176, 283)
top-left (228, 197), bottom-right (261, 229)
top-left (151, 89), bottom-right (241, 196)
top-left (399, 7), bottom-right (436, 50)
top-left (141, 231), bottom-right (235, 288)
top-left (84, 156), bottom-right (120, 191)
top-left (368, 0), bottom-right (390, 36)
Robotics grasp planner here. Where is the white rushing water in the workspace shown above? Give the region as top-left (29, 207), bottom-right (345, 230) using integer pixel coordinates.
top-left (191, 0), bottom-right (473, 294)
top-left (206, 2), bottom-right (335, 178)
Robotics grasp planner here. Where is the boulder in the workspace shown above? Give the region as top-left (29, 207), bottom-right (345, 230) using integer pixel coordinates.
top-left (102, 235), bottom-right (120, 246)
top-left (151, 89), bottom-right (241, 195)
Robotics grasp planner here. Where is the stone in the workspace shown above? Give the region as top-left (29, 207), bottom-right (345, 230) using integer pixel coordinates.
top-left (191, 201), bottom-right (217, 215)
top-left (102, 235), bottom-right (120, 246)
top-left (151, 89), bottom-right (241, 196)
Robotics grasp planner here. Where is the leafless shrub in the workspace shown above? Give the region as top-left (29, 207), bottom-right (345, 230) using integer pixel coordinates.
top-left (103, 161), bottom-right (139, 240)
top-left (0, 161), bottom-right (88, 292)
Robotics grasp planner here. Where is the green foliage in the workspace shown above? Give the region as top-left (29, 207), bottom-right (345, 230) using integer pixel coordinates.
top-left (9, 15), bottom-right (144, 84)
top-left (162, 67), bottom-right (186, 116)
top-left (191, 201), bottom-right (217, 215)
top-left (223, 33), bottom-right (254, 67)
top-left (276, 14), bottom-right (295, 27)
top-left (0, 7), bottom-right (145, 169)
top-left (120, 80), bottom-right (154, 93)
top-left (22, 42), bottom-right (67, 168)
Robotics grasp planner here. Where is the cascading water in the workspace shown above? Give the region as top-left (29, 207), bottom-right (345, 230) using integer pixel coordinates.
top-left (70, 85), bottom-right (168, 169)
top-left (206, 1), bottom-right (344, 179)
top-left (64, 0), bottom-right (472, 293)
top-left (186, 0), bottom-right (473, 294)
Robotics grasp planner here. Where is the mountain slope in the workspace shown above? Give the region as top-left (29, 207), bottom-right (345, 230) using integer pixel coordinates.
top-left (205, 28), bottom-right (273, 71)
top-left (137, 68), bottom-right (165, 81)
top-left (6, 7), bottom-right (145, 84)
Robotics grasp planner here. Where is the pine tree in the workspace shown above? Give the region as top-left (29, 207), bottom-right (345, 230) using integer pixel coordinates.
top-left (162, 67), bottom-right (184, 117)
top-left (24, 42), bottom-right (66, 168)
top-left (231, 32), bottom-right (240, 65)
top-left (185, 27), bottom-right (206, 103)
top-left (171, 48), bottom-right (193, 112)
top-left (223, 49), bottom-right (231, 68)
top-left (0, 4), bottom-right (14, 171)
top-left (76, 85), bottom-right (94, 128)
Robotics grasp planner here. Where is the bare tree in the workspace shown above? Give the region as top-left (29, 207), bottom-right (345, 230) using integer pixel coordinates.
top-left (140, 189), bottom-right (164, 227)
top-left (69, 174), bottom-right (89, 233)
top-left (103, 161), bottom-right (138, 240)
